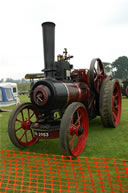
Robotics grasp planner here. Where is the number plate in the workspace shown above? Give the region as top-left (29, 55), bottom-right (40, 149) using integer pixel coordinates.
top-left (34, 131), bottom-right (49, 137)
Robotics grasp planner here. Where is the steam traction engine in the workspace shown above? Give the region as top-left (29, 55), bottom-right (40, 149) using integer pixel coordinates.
top-left (8, 22), bottom-right (122, 157)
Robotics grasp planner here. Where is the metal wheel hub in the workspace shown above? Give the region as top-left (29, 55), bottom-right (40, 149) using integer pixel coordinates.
top-left (78, 126), bottom-right (84, 136)
top-left (21, 120), bottom-right (31, 130)
top-left (69, 125), bottom-right (84, 136)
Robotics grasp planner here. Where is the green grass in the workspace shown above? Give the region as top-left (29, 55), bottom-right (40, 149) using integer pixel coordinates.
top-left (0, 95), bottom-right (128, 159)
top-left (0, 96), bottom-right (128, 193)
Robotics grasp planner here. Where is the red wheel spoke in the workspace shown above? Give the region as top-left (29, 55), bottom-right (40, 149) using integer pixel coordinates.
top-left (28, 108), bottom-right (30, 120)
top-left (113, 107), bottom-right (118, 115)
top-left (25, 132), bottom-right (28, 143)
top-left (19, 130), bottom-right (26, 141)
top-left (113, 92), bottom-right (118, 98)
top-left (30, 129), bottom-right (34, 138)
top-left (15, 127), bottom-right (22, 132)
top-left (95, 79), bottom-right (100, 92)
top-left (77, 111), bottom-right (80, 119)
top-left (99, 68), bottom-right (104, 75)
top-left (112, 96), bottom-right (114, 105)
top-left (16, 119), bottom-right (22, 123)
top-left (115, 94), bottom-right (118, 99)
top-left (112, 111), bottom-right (117, 122)
top-left (113, 87), bottom-right (118, 94)
top-left (94, 74), bottom-right (99, 82)
top-left (94, 67), bottom-right (97, 73)
top-left (71, 123), bottom-right (77, 129)
top-left (30, 112), bottom-right (35, 119)
top-left (70, 135), bottom-right (77, 150)
top-left (71, 123), bottom-right (80, 130)
top-left (112, 104), bottom-right (118, 122)
top-left (115, 104), bottom-right (119, 110)
top-left (21, 111), bottom-right (24, 121)
top-left (74, 111), bottom-right (81, 126)
top-left (112, 97), bottom-right (118, 105)
top-left (75, 116), bottom-right (81, 126)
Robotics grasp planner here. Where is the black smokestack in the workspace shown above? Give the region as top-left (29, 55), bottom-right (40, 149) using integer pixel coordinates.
top-left (42, 22), bottom-right (55, 77)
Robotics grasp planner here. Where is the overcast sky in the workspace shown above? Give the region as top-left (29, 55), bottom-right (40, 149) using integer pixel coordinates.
top-left (0, 0), bottom-right (128, 80)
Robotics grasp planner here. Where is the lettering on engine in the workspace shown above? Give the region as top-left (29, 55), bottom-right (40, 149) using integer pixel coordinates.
top-left (34, 131), bottom-right (49, 137)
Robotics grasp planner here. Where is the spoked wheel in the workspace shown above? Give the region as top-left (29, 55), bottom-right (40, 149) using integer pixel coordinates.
top-left (126, 86), bottom-right (128, 97)
top-left (60, 102), bottom-right (88, 158)
top-left (99, 79), bottom-right (122, 128)
top-left (89, 58), bottom-right (105, 94)
top-left (8, 103), bottom-right (39, 149)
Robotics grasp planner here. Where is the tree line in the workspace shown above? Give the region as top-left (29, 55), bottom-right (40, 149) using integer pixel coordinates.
top-left (103, 56), bottom-right (128, 80)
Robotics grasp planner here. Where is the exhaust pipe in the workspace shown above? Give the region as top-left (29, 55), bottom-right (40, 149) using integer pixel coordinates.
top-left (42, 22), bottom-right (55, 77)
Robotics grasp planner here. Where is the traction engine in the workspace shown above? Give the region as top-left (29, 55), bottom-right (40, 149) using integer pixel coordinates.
top-left (8, 22), bottom-right (122, 157)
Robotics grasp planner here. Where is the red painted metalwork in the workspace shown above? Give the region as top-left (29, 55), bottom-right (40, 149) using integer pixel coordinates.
top-left (94, 65), bottom-right (104, 93)
top-left (112, 82), bottom-right (122, 126)
top-left (68, 106), bottom-right (88, 157)
top-left (33, 86), bottom-right (48, 105)
top-left (71, 69), bottom-right (89, 82)
top-left (66, 82), bottom-right (90, 104)
top-left (126, 86), bottom-right (128, 97)
top-left (15, 105), bottom-right (39, 146)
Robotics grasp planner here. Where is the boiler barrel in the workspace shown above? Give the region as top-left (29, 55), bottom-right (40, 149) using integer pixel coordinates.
top-left (30, 80), bottom-right (90, 112)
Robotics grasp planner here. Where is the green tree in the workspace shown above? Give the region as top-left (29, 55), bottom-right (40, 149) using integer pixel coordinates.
top-left (112, 56), bottom-right (128, 80)
top-left (103, 62), bottom-right (113, 76)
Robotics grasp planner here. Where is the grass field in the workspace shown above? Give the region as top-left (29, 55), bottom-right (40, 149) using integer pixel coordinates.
top-left (0, 95), bottom-right (128, 193)
top-left (0, 95), bottom-right (128, 159)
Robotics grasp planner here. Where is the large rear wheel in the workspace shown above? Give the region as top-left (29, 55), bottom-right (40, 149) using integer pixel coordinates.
top-left (60, 102), bottom-right (89, 157)
top-left (8, 103), bottom-right (39, 148)
top-left (99, 79), bottom-right (121, 128)
top-left (89, 58), bottom-right (105, 94)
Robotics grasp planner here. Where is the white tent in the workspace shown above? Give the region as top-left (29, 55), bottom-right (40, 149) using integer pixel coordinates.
top-left (0, 82), bottom-right (20, 107)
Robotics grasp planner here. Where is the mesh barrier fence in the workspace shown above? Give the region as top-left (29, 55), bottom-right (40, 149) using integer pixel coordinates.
top-left (0, 149), bottom-right (128, 193)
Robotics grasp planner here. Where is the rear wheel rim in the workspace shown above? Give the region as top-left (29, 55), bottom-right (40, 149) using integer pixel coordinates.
top-left (90, 58), bottom-right (105, 93)
top-left (112, 82), bottom-right (121, 126)
top-left (68, 106), bottom-right (88, 157)
top-left (14, 105), bottom-right (39, 146)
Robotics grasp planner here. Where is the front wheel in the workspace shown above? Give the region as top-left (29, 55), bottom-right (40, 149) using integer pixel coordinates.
top-left (60, 102), bottom-right (89, 158)
top-left (8, 103), bottom-right (39, 149)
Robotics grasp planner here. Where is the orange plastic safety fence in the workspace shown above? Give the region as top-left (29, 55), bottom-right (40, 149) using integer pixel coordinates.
top-left (0, 149), bottom-right (128, 193)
